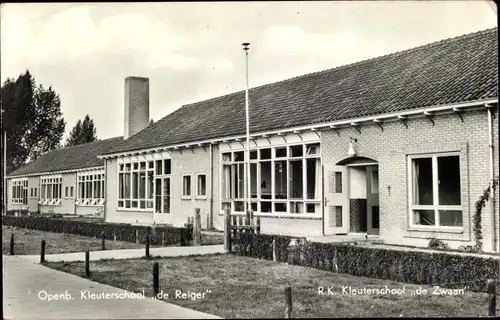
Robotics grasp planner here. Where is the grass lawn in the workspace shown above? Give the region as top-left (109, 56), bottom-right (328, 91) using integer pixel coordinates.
top-left (2, 225), bottom-right (147, 255)
top-left (45, 254), bottom-right (499, 318)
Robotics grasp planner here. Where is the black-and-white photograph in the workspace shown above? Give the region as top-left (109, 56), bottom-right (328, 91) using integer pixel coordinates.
top-left (1, 1), bottom-right (498, 319)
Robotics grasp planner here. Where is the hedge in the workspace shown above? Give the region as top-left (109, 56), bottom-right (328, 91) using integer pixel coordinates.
top-left (230, 231), bottom-right (499, 292)
top-left (2, 215), bottom-right (192, 246)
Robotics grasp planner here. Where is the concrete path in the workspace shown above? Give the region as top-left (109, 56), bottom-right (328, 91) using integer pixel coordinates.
top-left (17, 244), bottom-right (225, 263)
top-left (3, 255), bottom-right (221, 319)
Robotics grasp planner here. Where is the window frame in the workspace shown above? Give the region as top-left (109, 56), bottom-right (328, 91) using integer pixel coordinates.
top-left (77, 171), bottom-right (105, 206)
top-left (407, 152), bottom-right (463, 230)
top-left (196, 173), bottom-right (207, 199)
top-left (39, 176), bottom-right (62, 205)
top-left (220, 141), bottom-right (322, 217)
top-left (182, 174), bottom-right (192, 199)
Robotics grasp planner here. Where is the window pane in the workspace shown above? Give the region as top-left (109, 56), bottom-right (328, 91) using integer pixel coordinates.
top-left (274, 160), bottom-right (287, 199)
top-left (124, 173), bottom-right (131, 198)
top-left (290, 201), bottom-right (303, 213)
top-left (132, 172), bottom-right (139, 199)
top-left (70, 186), bottom-right (73, 198)
top-left (371, 170), bottom-right (379, 194)
top-left (140, 162), bottom-right (146, 170)
top-left (148, 161), bottom-right (154, 169)
top-left (156, 160), bottom-right (162, 175)
top-left (183, 176), bottom-right (191, 196)
top-left (307, 158), bottom-right (320, 199)
top-left (238, 163), bottom-right (245, 199)
top-left (412, 158), bottom-right (433, 205)
top-left (438, 156), bottom-right (461, 205)
top-left (119, 174), bottom-right (124, 198)
top-left (87, 181), bottom-right (92, 199)
top-left (306, 143), bottom-right (320, 156)
top-left (65, 187), bottom-right (68, 197)
top-left (133, 163), bottom-right (139, 170)
top-left (290, 160), bottom-right (303, 199)
top-left (155, 179), bottom-right (162, 213)
top-left (250, 151), bottom-right (258, 160)
top-left (197, 175), bottom-right (206, 196)
top-left (222, 152), bottom-right (232, 162)
top-left (148, 171), bottom-right (154, 199)
top-left (163, 178), bottom-right (170, 213)
top-left (234, 151), bottom-right (244, 162)
top-left (260, 162), bottom-right (271, 199)
top-left (274, 202), bottom-right (287, 212)
top-left (439, 210), bottom-right (463, 227)
top-left (222, 165), bottom-right (232, 199)
top-left (164, 159), bottom-right (171, 175)
top-left (139, 172), bottom-right (146, 198)
top-left (413, 209), bottom-right (435, 226)
top-left (275, 147), bottom-right (287, 158)
top-left (306, 203), bottom-right (317, 213)
top-left (250, 163), bottom-right (257, 198)
top-left (260, 148), bottom-right (271, 160)
top-left (95, 181), bottom-right (100, 199)
top-left (290, 145), bottom-right (303, 157)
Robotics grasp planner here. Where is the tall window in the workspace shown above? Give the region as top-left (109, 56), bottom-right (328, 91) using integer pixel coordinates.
top-left (40, 177), bottom-right (62, 205)
top-left (11, 179), bottom-right (28, 205)
top-left (197, 174), bottom-right (207, 197)
top-left (77, 172), bottom-right (105, 205)
top-left (409, 153), bottom-right (462, 227)
top-left (221, 142), bottom-right (321, 214)
top-left (182, 175), bottom-right (192, 198)
top-left (154, 159), bottom-right (171, 214)
top-left (118, 161), bottom-right (154, 209)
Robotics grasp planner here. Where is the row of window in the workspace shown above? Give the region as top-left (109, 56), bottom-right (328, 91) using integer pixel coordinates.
top-left (78, 173), bottom-right (105, 200)
top-left (11, 180), bottom-right (28, 205)
top-left (182, 174), bottom-right (207, 198)
top-left (221, 143), bottom-right (322, 215)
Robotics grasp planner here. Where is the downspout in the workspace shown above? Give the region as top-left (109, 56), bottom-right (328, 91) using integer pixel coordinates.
top-left (487, 107), bottom-right (496, 252)
top-left (209, 143), bottom-right (213, 229)
top-left (104, 158), bottom-right (107, 222)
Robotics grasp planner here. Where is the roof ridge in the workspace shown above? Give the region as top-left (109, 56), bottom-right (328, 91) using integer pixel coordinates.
top-left (175, 27), bottom-right (497, 109)
top-left (56, 135), bottom-right (124, 151)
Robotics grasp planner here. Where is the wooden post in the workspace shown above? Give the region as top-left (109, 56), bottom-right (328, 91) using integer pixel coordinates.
top-left (101, 231), bottom-right (105, 250)
top-left (135, 229), bottom-right (139, 244)
top-left (224, 208), bottom-right (231, 253)
top-left (40, 240), bottom-right (46, 263)
top-left (10, 233), bottom-right (14, 255)
top-left (153, 262), bottom-right (159, 297)
top-left (488, 279), bottom-right (496, 317)
top-left (162, 232), bottom-right (165, 246)
top-left (193, 208), bottom-right (201, 246)
top-left (85, 251), bottom-right (90, 278)
top-left (113, 230), bottom-right (116, 242)
top-left (146, 235), bottom-right (150, 259)
top-left (284, 285), bottom-right (292, 318)
top-left (272, 238), bottom-right (277, 262)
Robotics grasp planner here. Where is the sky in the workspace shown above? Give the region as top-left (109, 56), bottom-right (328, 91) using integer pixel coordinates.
top-left (0, 1), bottom-right (497, 141)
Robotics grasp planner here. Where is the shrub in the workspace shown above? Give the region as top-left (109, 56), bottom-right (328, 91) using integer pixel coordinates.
top-left (428, 238), bottom-right (449, 250)
top-left (1, 215), bottom-right (190, 246)
top-left (229, 231), bottom-right (499, 292)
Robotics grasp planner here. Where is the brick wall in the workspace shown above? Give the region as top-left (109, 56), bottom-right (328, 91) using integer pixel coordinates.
top-left (322, 109), bottom-right (498, 252)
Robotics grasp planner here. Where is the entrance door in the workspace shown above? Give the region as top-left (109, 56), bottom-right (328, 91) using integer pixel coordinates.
top-left (366, 165), bottom-right (379, 235)
top-left (324, 165), bottom-right (349, 235)
top-left (154, 177), bottom-right (171, 224)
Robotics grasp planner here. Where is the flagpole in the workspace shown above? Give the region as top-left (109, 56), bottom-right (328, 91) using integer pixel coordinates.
top-left (242, 42), bottom-right (251, 218)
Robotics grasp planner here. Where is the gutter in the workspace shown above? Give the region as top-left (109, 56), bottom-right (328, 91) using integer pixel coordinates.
top-left (209, 143), bottom-right (213, 229)
top-left (104, 158), bottom-right (107, 222)
top-left (98, 98), bottom-right (498, 159)
top-left (486, 105), bottom-right (496, 252)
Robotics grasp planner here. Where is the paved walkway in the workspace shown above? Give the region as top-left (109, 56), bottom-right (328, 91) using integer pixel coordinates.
top-left (17, 244), bottom-right (225, 263)
top-left (3, 255), bottom-right (222, 319)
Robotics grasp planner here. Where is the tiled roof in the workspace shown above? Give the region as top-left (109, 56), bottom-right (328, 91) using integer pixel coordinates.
top-left (109, 27), bottom-right (495, 155)
top-left (8, 136), bottom-right (124, 177)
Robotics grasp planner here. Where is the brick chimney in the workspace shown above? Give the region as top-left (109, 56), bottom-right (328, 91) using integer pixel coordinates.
top-left (124, 76), bottom-right (150, 139)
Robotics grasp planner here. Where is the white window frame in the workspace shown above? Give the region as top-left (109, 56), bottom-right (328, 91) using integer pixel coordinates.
top-left (39, 176), bottom-right (62, 205)
top-left (153, 159), bottom-right (172, 214)
top-left (117, 159), bottom-right (158, 211)
top-left (11, 178), bottom-right (28, 205)
top-left (220, 141), bottom-right (322, 218)
top-left (407, 152), bottom-right (463, 230)
top-left (196, 173), bottom-right (207, 199)
top-left (182, 174), bottom-right (192, 199)
top-left (77, 171), bottom-right (105, 206)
